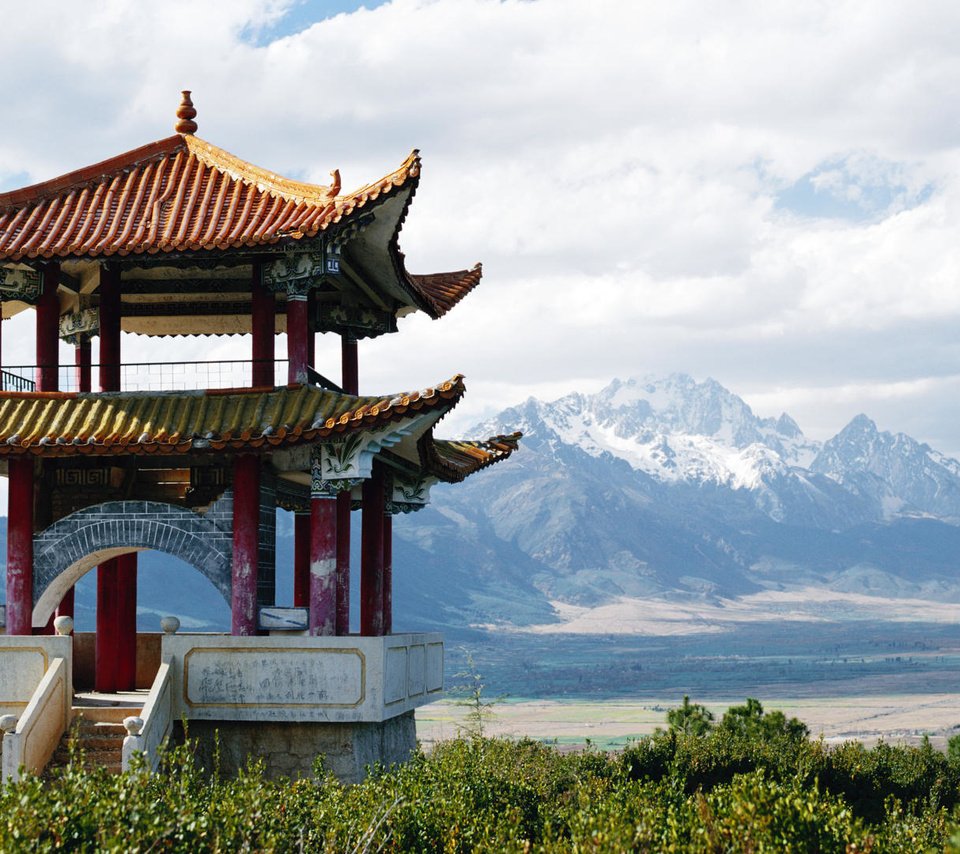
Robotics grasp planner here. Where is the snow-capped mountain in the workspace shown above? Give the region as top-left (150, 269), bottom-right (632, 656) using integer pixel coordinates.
top-left (383, 374), bottom-right (960, 632)
top-left (512, 374), bottom-right (820, 491)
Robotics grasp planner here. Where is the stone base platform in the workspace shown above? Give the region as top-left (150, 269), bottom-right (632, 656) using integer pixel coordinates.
top-left (181, 711), bottom-right (417, 783)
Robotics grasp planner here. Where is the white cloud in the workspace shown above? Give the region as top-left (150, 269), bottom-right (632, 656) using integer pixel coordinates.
top-left (2, 0), bottom-right (960, 459)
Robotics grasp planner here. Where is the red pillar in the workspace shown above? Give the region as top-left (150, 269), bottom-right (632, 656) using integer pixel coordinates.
top-left (287, 292), bottom-right (309, 384)
top-left (309, 496), bottom-right (337, 635)
top-left (336, 333), bottom-right (358, 635)
top-left (360, 464), bottom-right (385, 637)
top-left (251, 262), bottom-right (274, 387)
top-left (5, 458), bottom-right (34, 635)
top-left (114, 554), bottom-right (137, 689)
top-left (95, 557), bottom-right (120, 692)
top-left (96, 264), bottom-right (133, 690)
top-left (307, 291), bottom-right (316, 369)
top-left (382, 511), bottom-right (393, 635)
top-left (98, 265), bottom-right (121, 392)
top-left (232, 455), bottom-right (260, 635)
top-left (341, 334), bottom-right (358, 395)
top-left (75, 336), bottom-right (91, 393)
top-left (36, 263), bottom-right (60, 391)
top-left (335, 493), bottom-right (351, 635)
top-left (293, 512), bottom-right (310, 607)
top-left (55, 335), bottom-right (90, 624)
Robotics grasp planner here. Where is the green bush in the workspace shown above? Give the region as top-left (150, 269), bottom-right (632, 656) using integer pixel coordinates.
top-left (1, 700), bottom-right (959, 852)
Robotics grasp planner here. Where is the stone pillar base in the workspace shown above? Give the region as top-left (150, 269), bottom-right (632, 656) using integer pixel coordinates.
top-left (179, 711), bottom-right (417, 783)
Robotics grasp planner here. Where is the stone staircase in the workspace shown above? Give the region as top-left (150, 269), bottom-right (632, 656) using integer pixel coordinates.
top-left (47, 701), bottom-right (142, 775)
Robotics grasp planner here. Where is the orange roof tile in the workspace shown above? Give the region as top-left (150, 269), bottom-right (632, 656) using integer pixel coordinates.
top-left (424, 431), bottom-right (522, 482)
top-left (0, 135), bottom-right (420, 260)
top-left (406, 264), bottom-right (483, 318)
top-left (0, 376), bottom-right (464, 457)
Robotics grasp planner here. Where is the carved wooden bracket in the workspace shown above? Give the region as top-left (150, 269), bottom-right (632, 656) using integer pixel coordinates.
top-left (310, 422), bottom-right (415, 496)
top-left (388, 473), bottom-right (438, 514)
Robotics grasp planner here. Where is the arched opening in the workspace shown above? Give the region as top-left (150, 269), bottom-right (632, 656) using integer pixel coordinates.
top-left (64, 548), bottom-right (235, 692)
top-left (32, 500), bottom-right (235, 692)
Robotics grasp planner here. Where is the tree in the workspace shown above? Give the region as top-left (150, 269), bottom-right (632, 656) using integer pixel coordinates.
top-left (667, 695), bottom-right (715, 736)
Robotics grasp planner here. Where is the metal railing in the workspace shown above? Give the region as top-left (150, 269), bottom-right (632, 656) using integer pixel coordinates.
top-left (1, 360), bottom-right (301, 393)
top-left (1, 369), bottom-right (34, 392)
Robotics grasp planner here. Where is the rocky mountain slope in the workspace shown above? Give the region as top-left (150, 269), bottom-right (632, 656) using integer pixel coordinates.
top-left (388, 374), bottom-right (960, 632)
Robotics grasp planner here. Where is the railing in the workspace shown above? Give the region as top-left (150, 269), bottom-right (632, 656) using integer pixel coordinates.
top-left (121, 656), bottom-right (174, 773)
top-left (1, 657), bottom-right (71, 783)
top-left (3, 360), bottom-right (290, 393)
top-left (1, 369), bottom-right (34, 392)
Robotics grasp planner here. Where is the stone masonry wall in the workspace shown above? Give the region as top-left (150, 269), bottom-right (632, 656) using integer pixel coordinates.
top-left (182, 712), bottom-right (418, 783)
top-left (33, 499), bottom-right (234, 606)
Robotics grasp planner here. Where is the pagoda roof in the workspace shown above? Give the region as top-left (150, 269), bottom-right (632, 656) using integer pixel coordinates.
top-left (0, 105), bottom-right (482, 322)
top-left (0, 376), bottom-right (467, 458)
top-left (0, 134), bottom-right (413, 260)
top-left (426, 432), bottom-right (523, 482)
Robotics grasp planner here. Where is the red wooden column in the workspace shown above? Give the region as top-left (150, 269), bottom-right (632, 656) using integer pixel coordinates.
top-left (36, 263), bottom-right (60, 391)
top-left (360, 463), bottom-right (385, 636)
top-left (54, 334), bottom-right (91, 623)
top-left (75, 336), bottom-right (91, 393)
top-left (98, 266), bottom-right (121, 392)
top-left (97, 264), bottom-right (137, 689)
top-left (309, 493), bottom-right (337, 635)
top-left (95, 559), bottom-right (120, 692)
top-left (251, 261), bottom-right (274, 387)
top-left (293, 512), bottom-right (310, 607)
top-left (382, 510), bottom-right (393, 635)
top-left (232, 455), bottom-right (260, 635)
top-left (287, 288), bottom-right (309, 384)
top-left (336, 334), bottom-right (358, 635)
top-left (5, 457), bottom-right (34, 635)
top-left (114, 553), bottom-right (138, 688)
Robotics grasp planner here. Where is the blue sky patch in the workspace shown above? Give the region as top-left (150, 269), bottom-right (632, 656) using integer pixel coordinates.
top-left (0, 171), bottom-right (32, 193)
top-left (243, 0), bottom-right (390, 44)
top-left (775, 154), bottom-right (932, 222)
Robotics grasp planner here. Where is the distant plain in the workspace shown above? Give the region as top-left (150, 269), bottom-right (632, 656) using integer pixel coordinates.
top-left (429, 614), bottom-right (960, 750)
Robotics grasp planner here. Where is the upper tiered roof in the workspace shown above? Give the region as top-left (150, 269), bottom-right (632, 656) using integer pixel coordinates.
top-left (0, 135), bottom-right (415, 260)
top-left (0, 92), bottom-right (482, 334)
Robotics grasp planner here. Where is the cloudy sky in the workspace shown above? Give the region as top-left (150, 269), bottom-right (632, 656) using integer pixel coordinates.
top-left (3, 0), bottom-right (960, 453)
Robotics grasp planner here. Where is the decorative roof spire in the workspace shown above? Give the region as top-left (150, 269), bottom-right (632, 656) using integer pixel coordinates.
top-left (175, 91), bottom-right (198, 135)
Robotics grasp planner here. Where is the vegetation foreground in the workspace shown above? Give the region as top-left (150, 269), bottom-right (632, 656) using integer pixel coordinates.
top-left (4, 699), bottom-right (960, 852)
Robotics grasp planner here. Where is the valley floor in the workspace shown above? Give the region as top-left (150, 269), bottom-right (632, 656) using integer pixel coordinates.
top-left (417, 693), bottom-right (960, 752)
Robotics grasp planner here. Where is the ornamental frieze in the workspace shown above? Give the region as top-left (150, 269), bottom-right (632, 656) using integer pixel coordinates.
top-left (59, 308), bottom-right (99, 345)
top-left (0, 265), bottom-right (42, 304)
top-left (316, 303), bottom-right (396, 338)
top-left (262, 244), bottom-right (342, 295)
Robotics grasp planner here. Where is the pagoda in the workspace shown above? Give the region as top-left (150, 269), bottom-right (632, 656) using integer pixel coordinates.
top-left (0, 93), bottom-right (519, 781)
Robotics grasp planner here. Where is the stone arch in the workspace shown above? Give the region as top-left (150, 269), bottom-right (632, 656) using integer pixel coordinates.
top-left (32, 500), bottom-right (233, 627)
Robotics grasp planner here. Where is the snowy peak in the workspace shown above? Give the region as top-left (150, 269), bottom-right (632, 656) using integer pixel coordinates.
top-left (597, 374), bottom-right (765, 447)
top-left (811, 414), bottom-right (960, 520)
top-left (495, 374), bottom-right (821, 493)
top-left (479, 374), bottom-right (960, 528)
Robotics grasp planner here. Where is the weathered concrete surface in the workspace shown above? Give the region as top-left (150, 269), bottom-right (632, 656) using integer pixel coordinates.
top-left (181, 711), bottom-right (417, 783)
top-left (163, 633), bottom-right (443, 723)
top-left (0, 636), bottom-right (72, 716)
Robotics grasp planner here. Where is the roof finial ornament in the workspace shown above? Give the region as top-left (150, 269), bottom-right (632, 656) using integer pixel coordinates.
top-left (175, 90), bottom-right (198, 135)
top-left (330, 169), bottom-right (341, 196)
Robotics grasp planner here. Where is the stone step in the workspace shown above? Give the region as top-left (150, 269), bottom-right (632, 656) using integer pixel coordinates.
top-left (72, 705), bottom-right (141, 725)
